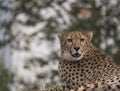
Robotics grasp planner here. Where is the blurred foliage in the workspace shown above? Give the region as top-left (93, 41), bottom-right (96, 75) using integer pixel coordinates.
top-left (0, 61), bottom-right (9, 91)
top-left (10, 0), bottom-right (120, 63)
top-left (28, 57), bottom-right (48, 67)
top-left (0, 0), bottom-right (16, 48)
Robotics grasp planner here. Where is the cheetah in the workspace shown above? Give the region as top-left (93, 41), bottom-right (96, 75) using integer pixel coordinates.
top-left (49, 31), bottom-right (120, 91)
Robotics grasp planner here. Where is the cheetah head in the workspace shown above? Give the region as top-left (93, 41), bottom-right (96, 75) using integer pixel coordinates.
top-left (58, 31), bottom-right (93, 61)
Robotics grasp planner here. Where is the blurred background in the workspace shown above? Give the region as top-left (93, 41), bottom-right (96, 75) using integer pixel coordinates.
top-left (0, 0), bottom-right (120, 91)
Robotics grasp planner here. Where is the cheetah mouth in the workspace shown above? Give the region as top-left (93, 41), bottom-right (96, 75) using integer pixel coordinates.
top-left (71, 53), bottom-right (81, 58)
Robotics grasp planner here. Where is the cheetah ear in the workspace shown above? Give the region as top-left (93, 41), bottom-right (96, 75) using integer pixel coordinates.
top-left (87, 32), bottom-right (93, 41)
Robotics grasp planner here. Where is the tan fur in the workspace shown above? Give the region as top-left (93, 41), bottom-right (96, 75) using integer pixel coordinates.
top-left (48, 31), bottom-right (120, 91)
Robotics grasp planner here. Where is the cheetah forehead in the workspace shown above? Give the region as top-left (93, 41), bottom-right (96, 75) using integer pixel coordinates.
top-left (58, 31), bottom-right (93, 41)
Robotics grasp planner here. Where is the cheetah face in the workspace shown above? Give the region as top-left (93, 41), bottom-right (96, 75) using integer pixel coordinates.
top-left (58, 31), bottom-right (93, 61)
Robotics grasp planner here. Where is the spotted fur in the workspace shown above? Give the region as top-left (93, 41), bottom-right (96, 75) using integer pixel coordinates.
top-left (48, 31), bottom-right (120, 91)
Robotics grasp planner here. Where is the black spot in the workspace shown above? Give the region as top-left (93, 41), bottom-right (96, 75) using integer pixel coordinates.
top-left (94, 59), bottom-right (96, 61)
top-left (80, 79), bottom-right (83, 81)
top-left (89, 58), bottom-right (92, 60)
top-left (95, 84), bottom-right (98, 88)
top-left (76, 82), bottom-right (79, 85)
top-left (88, 62), bottom-right (91, 65)
top-left (81, 65), bottom-right (83, 67)
top-left (69, 75), bottom-right (71, 77)
top-left (66, 67), bottom-right (69, 69)
top-left (77, 69), bottom-right (80, 71)
top-left (72, 73), bottom-right (74, 75)
top-left (69, 63), bottom-right (72, 65)
top-left (81, 69), bottom-right (84, 72)
top-left (78, 63), bottom-right (80, 65)
top-left (65, 72), bottom-right (68, 74)
top-left (88, 72), bottom-right (91, 74)
top-left (116, 78), bottom-right (119, 80)
top-left (119, 80), bottom-right (120, 83)
top-left (83, 85), bottom-right (87, 87)
top-left (111, 80), bottom-right (114, 82)
top-left (72, 83), bottom-right (75, 85)
top-left (90, 67), bottom-right (93, 69)
top-left (66, 85), bottom-right (71, 89)
top-left (116, 85), bottom-right (120, 89)
top-left (76, 72), bottom-right (79, 75)
top-left (73, 69), bottom-right (76, 71)
top-left (83, 89), bottom-right (86, 91)
top-left (86, 69), bottom-right (89, 72)
top-left (80, 74), bottom-right (83, 77)
top-left (76, 76), bottom-right (79, 78)
top-left (108, 85), bottom-right (111, 89)
top-left (72, 77), bottom-right (75, 80)
top-left (73, 66), bottom-right (76, 68)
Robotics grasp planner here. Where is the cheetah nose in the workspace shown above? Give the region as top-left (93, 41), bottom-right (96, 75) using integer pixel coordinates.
top-left (74, 47), bottom-right (80, 51)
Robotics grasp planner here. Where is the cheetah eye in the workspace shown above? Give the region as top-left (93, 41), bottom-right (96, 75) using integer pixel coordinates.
top-left (80, 38), bottom-right (85, 42)
top-left (67, 39), bottom-right (72, 42)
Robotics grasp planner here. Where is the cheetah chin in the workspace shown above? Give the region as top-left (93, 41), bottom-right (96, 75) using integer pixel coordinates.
top-left (62, 52), bottom-right (84, 61)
